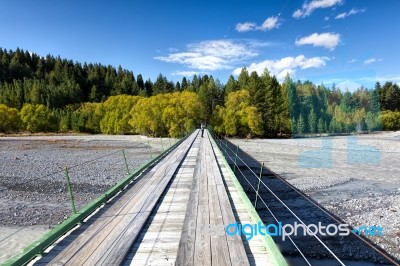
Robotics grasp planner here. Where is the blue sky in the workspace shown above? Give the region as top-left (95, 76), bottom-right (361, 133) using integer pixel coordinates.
top-left (1, 0), bottom-right (399, 89)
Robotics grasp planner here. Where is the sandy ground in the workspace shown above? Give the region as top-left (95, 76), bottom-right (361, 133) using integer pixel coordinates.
top-left (229, 131), bottom-right (400, 262)
top-left (0, 134), bottom-right (175, 264)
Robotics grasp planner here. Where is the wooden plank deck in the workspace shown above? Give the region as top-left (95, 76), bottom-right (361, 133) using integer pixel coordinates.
top-left (124, 135), bottom-right (200, 265)
top-left (35, 130), bottom-right (276, 265)
top-left (130, 131), bottom-right (250, 265)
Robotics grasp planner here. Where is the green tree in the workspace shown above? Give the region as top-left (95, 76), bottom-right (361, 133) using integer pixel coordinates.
top-left (261, 69), bottom-right (284, 136)
top-left (162, 92), bottom-right (203, 137)
top-left (0, 104), bottom-right (21, 132)
top-left (212, 90), bottom-right (263, 137)
top-left (308, 108), bottom-right (317, 133)
top-left (297, 114), bottom-right (305, 135)
top-left (224, 75), bottom-right (239, 100)
top-left (19, 104), bottom-right (57, 132)
top-left (71, 103), bottom-right (103, 133)
top-left (100, 95), bottom-right (142, 134)
top-left (317, 118), bottom-right (324, 133)
top-left (237, 68), bottom-right (249, 90)
top-left (198, 77), bottom-right (218, 123)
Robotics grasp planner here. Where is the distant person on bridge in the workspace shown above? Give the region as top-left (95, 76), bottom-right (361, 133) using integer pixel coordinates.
top-left (201, 123), bottom-right (205, 137)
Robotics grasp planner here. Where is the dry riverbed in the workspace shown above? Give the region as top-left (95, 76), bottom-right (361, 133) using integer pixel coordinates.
top-left (230, 131), bottom-right (400, 262)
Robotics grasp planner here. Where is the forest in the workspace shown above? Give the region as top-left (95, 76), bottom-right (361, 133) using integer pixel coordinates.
top-left (0, 47), bottom-right (400, 137)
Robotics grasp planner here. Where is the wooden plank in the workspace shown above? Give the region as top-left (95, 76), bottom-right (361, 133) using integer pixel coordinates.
top-left (203, 131), bottom-right (231, 266)
top-left (216, 185), bottom-right (250, 265)
top-left (175, 138), bottom-right (202, 266)
top-left (205, 132), bottom-right (250, 266)
top-left (97, 166), bottom-right (179, 265)
top-left (208, 171), bottom-right (231, 265)
top-left (194, 137), bottom-right (211, 265)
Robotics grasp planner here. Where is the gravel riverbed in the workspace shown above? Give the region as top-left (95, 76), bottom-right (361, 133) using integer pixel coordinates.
top-left (230, 131), bottom-right (400, 262)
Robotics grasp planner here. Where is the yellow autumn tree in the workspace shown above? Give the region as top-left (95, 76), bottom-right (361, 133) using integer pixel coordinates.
top-left (100, 94), bottom-right (142, 134)
top-left (0, 104), bottom-right (21, 132)
top-left (211, 90), bottom-right (263, 137)
top-left (162, 91), bottom-right (203, 137)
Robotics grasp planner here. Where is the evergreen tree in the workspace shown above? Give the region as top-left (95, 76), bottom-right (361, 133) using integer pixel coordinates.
top-left (175, 81), bottom-right (181, 92)
top-left (136, 74), bottom-right (144, 90)
top-left (224, 75), bottom-right (239, 100)
top-left (237, 68), bottom-right (249, 90)
top-left (317, 118), bottom-right (324, 133)
top-left (181, 77), bottom-right (188, 91)
top-left (297, 114), bottom-right (305, 135)
top-left (145, 79), bottom-right (153, 96)
top-left (308, 108), bottom-right (317, 133)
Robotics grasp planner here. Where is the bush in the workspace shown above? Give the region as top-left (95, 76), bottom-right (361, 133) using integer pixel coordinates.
top-left (0, 104), bottom-right (21, 132)
top-left (381, 110), bottom-right (400, 130)
top-left (19, 104), bottom-right (58, 132)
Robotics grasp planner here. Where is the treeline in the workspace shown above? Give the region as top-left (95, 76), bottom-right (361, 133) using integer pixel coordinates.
top-left (0, 48), bottom-right (221, 110)
top-left (0, 92), bottom-right (202, 137)
top-left (1, 47), bottom-right (400, 137)
top-left (212, 69), bottom-right (400, 137)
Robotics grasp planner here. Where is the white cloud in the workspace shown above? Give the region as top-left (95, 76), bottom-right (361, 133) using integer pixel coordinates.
top-left (349, 7), bottom-right (366, 16)
top-left (260, 16), bottom-right (280, 30)
top-left (335, 8), bottom-right (366, 19)
top-left (154, 40), bottom-right (262, 71)
top-left (324, 16), bottom-right (330, 21)
top-left (293, 9), bottom-right (303, 18)
top-left (236, 16), bottom-right (280, 32)
top-left (233, 55), bottom-right (329, 80)
top-left (295, 32), bottom-right (340, 50)
top-left (349, 58), bottom-right (357, 63)
top-left (335, 13), bottom-right (347, 19)
top-left (293, 0), bottom-right (343, 19)
top-left (235, 22), bottom-right (257, 32)
top-left (363, 58), bottom-right (382, 65)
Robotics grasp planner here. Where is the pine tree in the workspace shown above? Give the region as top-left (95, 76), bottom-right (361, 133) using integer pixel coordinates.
top-left (297, 114), bottom-right (305, 135)
top-left (181, 77), bottom-right (188, 91)
top-left (224, 75), bottom-right (239, 100)
top-left (237, 68), bottom-right (249, 90)
top-left (317, 118), bottom-right (324, 133)
top-left (136, 74), bottom-right (144, 91)
top-left (145, 79), bottom-right (153, 96)
top-left (308, 108), bottom-right (317, 133)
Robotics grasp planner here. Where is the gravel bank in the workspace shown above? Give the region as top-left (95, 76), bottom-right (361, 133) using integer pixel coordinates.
top-left (230, 131), bottom-right (400, 262)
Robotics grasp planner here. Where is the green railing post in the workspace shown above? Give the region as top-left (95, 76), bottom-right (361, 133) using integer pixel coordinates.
top-left (254, 162), bottom-right (264, 209)
top-left (64, 166), bottom-right (77, 214)
top-left (233, 144), bottom-right (239, 173)
top-left (122, 149), bottom-right (129, 174)
top-left (160, 136), bottom-right (164, 151)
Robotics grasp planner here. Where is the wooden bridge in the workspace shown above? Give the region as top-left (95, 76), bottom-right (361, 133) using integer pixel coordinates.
top-left (26, 130), bottom-right (284, 266)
